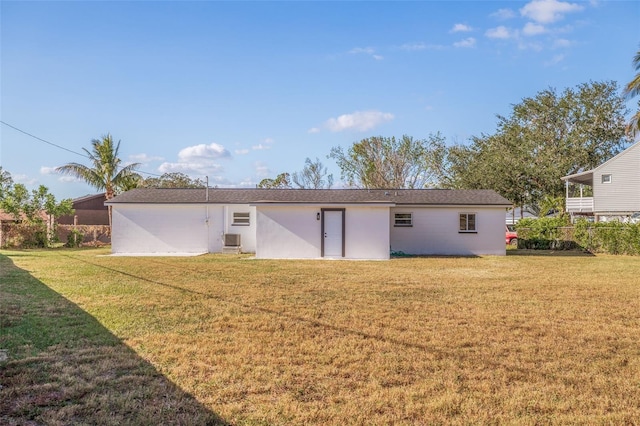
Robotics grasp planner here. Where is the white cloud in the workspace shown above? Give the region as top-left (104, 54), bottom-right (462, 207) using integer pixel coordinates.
top-left (252, 138), bottom-right (274, 150)
top-left (234, 149), bottom-right (249, 155)
top-left (307, 127), bottom-right (321, 134)
top-left (40, 166), bottom-right (57, 175)
top-left (349, 47), bottom-right (375, 55)
top-left (398, 42), bottom-right (445, 51)
top-left (520, 0), bottom-right (584, 24)
top-left (491, 8), bottom-right (516, 20)
top-left (522, 22), bottom-right (547, 36)
top-left (544, 53), bottom-right (566, 66)
top-left (518, 40), bottom-right (544, 51)
top-left (177, 143), bottom-right (230, 161)
top-left (41, 167), bottom-right (81, 183)
top-left (254, 161), bottom-right (270, 178)
top-left (349, 46), bottom-right (382, 60)
top-left (451, 23), bottom-right (473, 33)
top-left (453, 37), bottom-right (476, 48)
top-left (129, 153), bottom-right (164, 163)
top-left (399, 42), bottom-right (426, 51)
top-left (157, 161), bottom-right (224, 176)
top-left (552, 38), bottom-right (573, 48)
top-left (238, 178), bottom-right (257, 187)
top-left (157, 142), bottom-right (230, 176)
top-left (485, 26), bottom-right (516, 39)
top-left (323, 110), bottom-right (394, 133)
top-left (252, 143), bottom-right (271, 151)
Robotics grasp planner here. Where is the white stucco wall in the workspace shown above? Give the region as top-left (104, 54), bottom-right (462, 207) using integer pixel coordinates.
top-left (111, 204), bottom-right (212, 254)
top-left (390, 207), bottom-right (506, 256)
top-left (255, 205), bottom-right (390, 259)
top-left (344, 206), bottom-right (390, 259)
top-left (111, 204), bottom-right (258, 254)
top-left (222, 205), bottom-right (257, 253)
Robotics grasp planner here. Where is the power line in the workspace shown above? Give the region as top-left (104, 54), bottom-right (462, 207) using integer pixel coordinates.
top-left (1, 120), bottom-right (87, 158)
top-left (1, 120), bottom-right (162, 177)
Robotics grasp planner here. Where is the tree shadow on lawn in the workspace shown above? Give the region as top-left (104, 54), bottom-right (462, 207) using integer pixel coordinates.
top-left (507, 249), bottom-right (595, 257)
top-left (0, 254), bottom-right (228, 426)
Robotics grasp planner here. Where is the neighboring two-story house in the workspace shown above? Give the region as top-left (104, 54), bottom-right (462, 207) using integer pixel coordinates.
top-left (561, 141), bottom-right (640, 222)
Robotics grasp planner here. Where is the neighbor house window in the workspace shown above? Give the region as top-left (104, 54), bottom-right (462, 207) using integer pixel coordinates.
top-left (601, 174), bottom-right (612, 184)
top-left (394, 213), bottom-right (413, 227)
top-left (232, 212), bottom-right (250, 226)
top-left (459, 213), bottom-right (476, 233)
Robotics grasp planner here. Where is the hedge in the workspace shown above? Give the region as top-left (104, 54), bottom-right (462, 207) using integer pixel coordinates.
top-left (516, 217), bottom-right (640, 255)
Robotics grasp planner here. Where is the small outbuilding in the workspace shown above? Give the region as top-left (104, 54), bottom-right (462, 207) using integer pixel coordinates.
top-left (106, 188), bottom-right (512, 259)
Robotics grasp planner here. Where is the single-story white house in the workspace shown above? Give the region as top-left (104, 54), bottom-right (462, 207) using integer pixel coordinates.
top-left (106, 188), bottom-right (512, 259)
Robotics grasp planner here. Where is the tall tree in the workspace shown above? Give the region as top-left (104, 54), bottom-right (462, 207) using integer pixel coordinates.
top-left (329, 134), bottom-right (446, 189)
top-left (258, 173), bottom-right (291, 189)
top-left (624, 47), bottom-right (640, 136)
top-left (56, 134), bottom-right (140, 226)
top-left (444, 81), bottom-right (630, 214)
top-left (291, 158), bottom-right (334, 189)
top-left (142, 172), bottom-right (206, 188)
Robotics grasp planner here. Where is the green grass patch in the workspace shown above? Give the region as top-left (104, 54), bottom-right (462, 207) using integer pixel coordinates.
top-left (2, 248), bottom-right (640, 424)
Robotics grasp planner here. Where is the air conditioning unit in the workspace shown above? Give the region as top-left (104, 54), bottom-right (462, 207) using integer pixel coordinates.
top-left (223, 233), bottom-right (241, 247)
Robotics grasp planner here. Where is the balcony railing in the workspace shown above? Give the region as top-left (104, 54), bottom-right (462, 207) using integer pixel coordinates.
top-left (565, 197), bottom-right (594, 212)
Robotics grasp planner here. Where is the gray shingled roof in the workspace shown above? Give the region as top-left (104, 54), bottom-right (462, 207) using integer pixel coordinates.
top-left (107, 188), bottom-right (512, 206)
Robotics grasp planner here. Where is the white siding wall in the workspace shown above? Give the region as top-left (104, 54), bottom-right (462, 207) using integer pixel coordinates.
top-left (255, 205), bottom-right (390, 259)
top-left (112, 204), bottom-right (211, 254)
top-left (593, 143), bottom-right (640, 213)
top-left (390, 207), bottom-right (506, 256)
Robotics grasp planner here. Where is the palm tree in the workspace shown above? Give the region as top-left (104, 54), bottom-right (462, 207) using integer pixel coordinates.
top-left (56, 134), bottom-right (140, 227)
top-left (624, 47), bottom-right (640, 137)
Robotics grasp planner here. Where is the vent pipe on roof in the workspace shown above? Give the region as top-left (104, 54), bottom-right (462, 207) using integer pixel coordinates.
top-left (206, 176), bottom-right (209, 202)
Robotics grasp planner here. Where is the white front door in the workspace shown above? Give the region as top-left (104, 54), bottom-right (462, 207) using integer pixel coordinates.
top-left (323, 209), bottom-right (344, 257)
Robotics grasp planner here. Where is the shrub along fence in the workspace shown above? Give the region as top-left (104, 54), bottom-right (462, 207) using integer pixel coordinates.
top-left (57, 225), bottom-right (111, 247)
top-left (516, 217), bottom-right (640, 255)
top-left (0, 223), bottom-right (110, 249)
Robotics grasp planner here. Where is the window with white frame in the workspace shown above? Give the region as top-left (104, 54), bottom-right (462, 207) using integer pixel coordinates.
top-left (394, 213), bottom-right (413, 227)
top-left (459, 213), bottom-right (476, 232)
top-left (232, 212), bottom-right (250, 226)
top-left (601, 174), bottom-right (612, 184)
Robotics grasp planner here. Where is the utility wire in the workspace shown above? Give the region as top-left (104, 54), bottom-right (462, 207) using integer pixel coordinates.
top-left (1, 120), bottom-right (86, 158)
top-left (1, 120), bottom-right (163, 177)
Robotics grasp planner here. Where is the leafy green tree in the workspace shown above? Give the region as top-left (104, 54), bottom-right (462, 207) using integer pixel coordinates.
top-left (0, 166), bottom-right (13, 201)
top-left (329, 134), bottom-right (447, 189)
top-left (142, 172), bottom-right (206, 188)
top-left (0, 171), bottom-right (73, 247)
top-left (291, 158), bottom-right (333, 189)
top-left (258, 173), bottom-right (291, 189)
top-left (445, 81), bottom-right (630, 215)
top-left (624, 47), bottom-right (640, 136)
top-left (56, 134), bottom-right (140, 227)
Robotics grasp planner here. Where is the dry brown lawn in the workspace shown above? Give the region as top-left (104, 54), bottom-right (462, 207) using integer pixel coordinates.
top-left (1, 248), bottom-right (640, 425)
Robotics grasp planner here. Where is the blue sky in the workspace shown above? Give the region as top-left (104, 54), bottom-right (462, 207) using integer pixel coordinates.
top-left (1, 0), bottom-right (639, 199)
